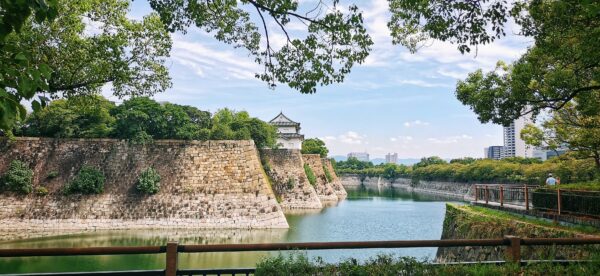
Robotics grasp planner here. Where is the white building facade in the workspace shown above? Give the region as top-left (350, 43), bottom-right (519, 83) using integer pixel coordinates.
top-left (269, 112), bottom-right (304, 149)
top-left (501, 116), bottom-right (534, 158)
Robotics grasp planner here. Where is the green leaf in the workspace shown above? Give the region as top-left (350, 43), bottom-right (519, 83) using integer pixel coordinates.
top-left (39, 63), bottom-right (53, 79)
top-left (32, 100), bottom-right (41, 112)
top-left (14, 52), bottom-right (28, 61)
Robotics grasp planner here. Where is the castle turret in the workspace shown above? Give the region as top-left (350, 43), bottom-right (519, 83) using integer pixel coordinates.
top-left (269, 112), bottom-right (304, 149)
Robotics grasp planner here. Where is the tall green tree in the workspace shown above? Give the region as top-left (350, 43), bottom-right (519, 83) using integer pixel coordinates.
top-left (413, 156), bottom-right (447, 170)
top-left (0, 0), bottom-right (58, 131)
top-left (521, 100), bottom-right (600, 170)
top-left (17, 95), bottom-right (115, 138)
top-left (453, 1), bottom-right (600, 125)
top-left (148, 0), bottom-right (372, 94)
top-left (209, 108), bottom-right (277, 148)
top-left (1, 0), bottom-right (171, 132)
top-left (301, 138), bottom-right (329, 157)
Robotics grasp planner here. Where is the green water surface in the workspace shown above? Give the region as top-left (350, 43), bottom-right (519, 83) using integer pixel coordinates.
top-left (0, 189), bottom-right (456, 274)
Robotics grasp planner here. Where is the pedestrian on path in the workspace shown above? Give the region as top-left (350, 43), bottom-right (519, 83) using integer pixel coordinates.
top-left (545, 173), bottom-right (557, 186)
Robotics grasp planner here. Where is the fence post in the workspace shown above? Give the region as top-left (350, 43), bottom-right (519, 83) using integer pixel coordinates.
top-left (557, 189), bottom-right (562, 216)
top-left (504, 235), bottom-right (521, 263)
top-left (474, 185), bottom-right (478, 202)
top-left (485, 185), bottom-right (489, 204)
top-left (166, 241), bottom-right (179, 276)
top-left (500, 185), bottom-right (504, 207)
top-left (524, 186), bottom-right (529, 211)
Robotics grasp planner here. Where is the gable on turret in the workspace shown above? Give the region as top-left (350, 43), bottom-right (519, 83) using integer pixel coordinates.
top-left (269, 112), bottom-right (300, 127)
top-left (269, 112), bottom-right (304, 149)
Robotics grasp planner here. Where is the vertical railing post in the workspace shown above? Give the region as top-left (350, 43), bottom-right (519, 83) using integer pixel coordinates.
top-left (524, 186), bottom-right (529, 211)
top-left (474, 185), bottom-right (478, 202)
top-left (557, 189), bottom-right (562, 216)
top-left (500, 185), bottom-right (504, 207)
top-left (485, 185), bottom-right (489, 205)
top-left (504, 235), bottom-right (521, 263)
top-left (166, 241), bottom-right (179, 276)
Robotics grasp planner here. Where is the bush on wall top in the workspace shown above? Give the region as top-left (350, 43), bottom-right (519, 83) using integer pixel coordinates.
top-left (66, 166), bottom-right (105, 194)
top-left (1, 160), bottom-right (33, 194)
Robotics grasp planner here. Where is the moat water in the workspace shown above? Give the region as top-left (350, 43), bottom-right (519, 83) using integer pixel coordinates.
top-left (0, 189), bottom-right (457, 273)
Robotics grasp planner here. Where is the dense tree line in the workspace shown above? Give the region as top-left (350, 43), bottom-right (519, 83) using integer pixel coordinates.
top-left (13, 95), bottom-right (277, 148)
top-left (334, 156), bottom-right (598, 185)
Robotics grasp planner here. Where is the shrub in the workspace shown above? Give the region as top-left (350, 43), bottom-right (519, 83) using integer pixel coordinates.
top-left (304, 164), bottom-right (316, 186)
top-left (323, 165), bottom-right (333, 183)
top-left (35, 186), bottom-right (49, 196)
top-left (136, 168), bottom-right (161, 194)
top-left (1, 160), bottom-right (33, 194)
top-left (286, 178), bottom-right (296, 189)
top-left (46, 170), bottom-right (59, 179)
top-left (66, 166), bottom-right (105, 194)
top-left (532, 188), bottom-right (600, 216)
top-left (255, 253), bottom-right (600, 275)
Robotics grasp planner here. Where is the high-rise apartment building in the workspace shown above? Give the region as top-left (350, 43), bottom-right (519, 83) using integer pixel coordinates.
top-left (385, 153), bottom-right (398, 164)
top-left (348, 152), bottom-right (369, 162)
top-left (501, 115), bottom-right (533, 158)
top-left (484, 146), bottom-right (503, 160)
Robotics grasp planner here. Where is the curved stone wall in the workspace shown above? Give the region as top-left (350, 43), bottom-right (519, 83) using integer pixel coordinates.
top-left (322, 158), bottom-right (347, 198)
top-left (261, 149), bottom-right (322, 210)
top-left (302, 154), bottom-right (338, 202)
top-left (0, 138), bottom-right (288, 233)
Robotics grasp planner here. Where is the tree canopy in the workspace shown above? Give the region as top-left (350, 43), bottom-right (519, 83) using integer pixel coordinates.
top-left (148, 0), bottom-right (372, 94)
top-left (521, 98), bottom-right (600, 170)
top-left (1, 0), bottom-right (171, 132)
top-left (16, 95), bottom-right (278, 148)
top-left (301, 138), bottom-right (329, 157)
top-left (454, 1), bottom-right (600, 125)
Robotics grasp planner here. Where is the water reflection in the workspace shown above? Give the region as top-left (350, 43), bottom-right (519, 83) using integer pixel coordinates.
top-left (0, 188), bottom-right (455, 274)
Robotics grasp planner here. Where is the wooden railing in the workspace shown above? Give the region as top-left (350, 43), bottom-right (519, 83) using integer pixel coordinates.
top-left (473, 184), bottom-right (538, 210)
top-left (2, 237), bottom-right (600, 275)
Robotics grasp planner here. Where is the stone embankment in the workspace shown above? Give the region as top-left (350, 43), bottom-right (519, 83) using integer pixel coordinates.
top-left (302, 154), bottom-right (339, 202)
top-left (0, 138), bottom-right (288, 237)
top-left (261, 149), bottom-right (322, 211)
top-left (322, 158), bottom-right (347, 198)
top-left (339, 175), bottom-right (471, 200)
top-left (436, 204), bottom-right (600, 262)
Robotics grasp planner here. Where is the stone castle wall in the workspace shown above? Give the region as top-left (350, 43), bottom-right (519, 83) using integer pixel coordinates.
top-left (261, 149), bottom-right (322, 210)
top-left (339, 175), bottom-right (470, 200)
top-left (322, 158), bottom-right (347, 198)
top-left (0, 138), bottom-right (288, 236)
top-left (302, 154), bottom-right (338, 202)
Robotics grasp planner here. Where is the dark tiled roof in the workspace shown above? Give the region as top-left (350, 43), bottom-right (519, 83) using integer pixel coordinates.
top-left (269, 112), bottom-right (299, 126)
top-left (278, 133), bottom-right (304, 139)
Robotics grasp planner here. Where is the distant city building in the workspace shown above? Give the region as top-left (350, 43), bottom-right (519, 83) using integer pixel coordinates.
top-left (484, 146), bottom-right (503, 160)
top-left (533, 147), bottom-right (569, 161)
top-left (269, 112), bottom-right (304, 149)
top-left (385, 153), bottom-right (398, 164)
top-left (348, 152), bottom-right (369, 162)
top-left (501, 115), bottom-right (534, 158)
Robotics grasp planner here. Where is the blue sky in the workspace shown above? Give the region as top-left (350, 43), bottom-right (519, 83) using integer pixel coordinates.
top-left (113, 0), bottom-right (532, 159)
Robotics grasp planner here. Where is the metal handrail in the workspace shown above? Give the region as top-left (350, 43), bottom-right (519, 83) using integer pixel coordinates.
top-left (2, 238), bottom-right (600, 275)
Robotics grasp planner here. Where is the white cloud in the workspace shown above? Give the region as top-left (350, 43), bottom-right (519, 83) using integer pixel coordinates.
top-left (390, 136), bottom-right (413, 143)
top-left (339, 131), bottom-right (366, 145)
top-left (171, 36), bottom-right (259, 81)
top-left (427, 134), bottom-right (473, 144)
top-left (404, 120), bottom-right (430, 127)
